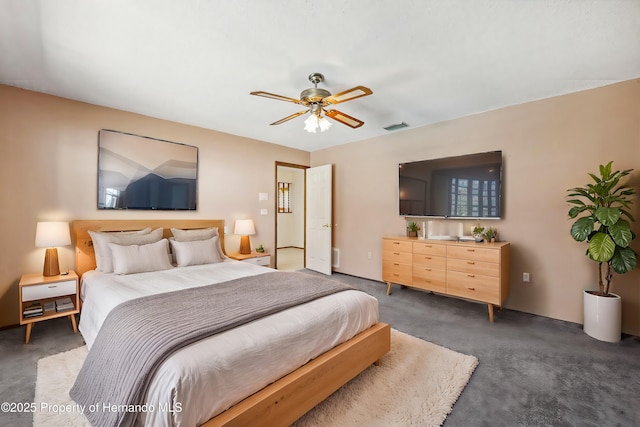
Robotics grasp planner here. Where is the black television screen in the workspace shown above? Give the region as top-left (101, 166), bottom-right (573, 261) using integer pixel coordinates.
top-left (399, 151), bottom-right (502, 218)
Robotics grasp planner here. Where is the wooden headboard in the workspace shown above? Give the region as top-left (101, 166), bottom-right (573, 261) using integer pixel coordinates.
top-left (72, 219), bottom-right (225, 278)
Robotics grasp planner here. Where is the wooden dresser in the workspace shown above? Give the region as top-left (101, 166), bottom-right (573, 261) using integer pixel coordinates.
top-left (382, 236), bottom-right (510, 322)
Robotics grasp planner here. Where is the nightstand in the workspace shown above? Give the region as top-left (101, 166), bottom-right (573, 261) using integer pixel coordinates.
top-left (228, 251), bottom-right (272, 267)
top-left (18, 270), bottom-right (80, 344)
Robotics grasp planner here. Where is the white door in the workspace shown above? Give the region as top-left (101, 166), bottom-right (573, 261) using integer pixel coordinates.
top-left (306, 164), bottom-right (333, 275)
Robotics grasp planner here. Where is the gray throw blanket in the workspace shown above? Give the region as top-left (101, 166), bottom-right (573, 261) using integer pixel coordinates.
top-left (70, 271), bottom-right (353, 427)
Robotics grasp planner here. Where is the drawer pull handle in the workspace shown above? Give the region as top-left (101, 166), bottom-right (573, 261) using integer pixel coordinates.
top-left (393, 273), bottom-right (400, 277)
top-left (393, 242), bottom-right (400, 245)
top-left (467, 261), bottom-right (475, 265)
top-left (424, 256), bottom-right (432, 260)
top-left (467, 287), bottom-right (476, 291)
top-left (394, 252), bottom-right (400, 255)
top-left (48, 285), bottom-right (57, 288)
top-left (467, 249), bottom-right (475, 252)
top-left (393, 263), bottom-right (400, 266)
top-left (467, 274), bottom-right (475, 278)
top-left (425, 268), bottom-right (431, 271)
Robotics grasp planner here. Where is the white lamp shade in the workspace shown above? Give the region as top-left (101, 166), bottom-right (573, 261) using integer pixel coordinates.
top-left (35, 221), bottom-right (71, 248)
top-left (234, 219), bottom-right (256, 236)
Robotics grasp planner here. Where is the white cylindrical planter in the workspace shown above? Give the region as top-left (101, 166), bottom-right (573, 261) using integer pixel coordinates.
top-left (583, 291), bottom-right (621, 343)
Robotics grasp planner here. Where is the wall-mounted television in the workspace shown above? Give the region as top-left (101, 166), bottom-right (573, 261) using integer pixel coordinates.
top-left (399, 150), bottom-right (502, 218)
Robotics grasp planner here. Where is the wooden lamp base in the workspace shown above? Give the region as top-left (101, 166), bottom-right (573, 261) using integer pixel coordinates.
top-left (43, 247), bottom-right (61, 277)
top-left (239, 235), bottom-right (252, 255)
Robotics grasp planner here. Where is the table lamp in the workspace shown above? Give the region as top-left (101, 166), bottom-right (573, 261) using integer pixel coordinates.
top-left (234, 219), bottom-right (255, 255)
top-left (35, 221), bottom-right (71, 276)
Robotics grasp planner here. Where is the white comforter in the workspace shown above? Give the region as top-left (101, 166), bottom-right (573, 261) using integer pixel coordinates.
top-left (79, 260), bottom-right (379, 427)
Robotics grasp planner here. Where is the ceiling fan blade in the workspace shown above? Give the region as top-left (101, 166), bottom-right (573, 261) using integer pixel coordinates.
top-left (324, 86), bottom-right (372, 104)
top-left (270, 110), bottom-right (308, 125)
top-left (324, 109), bottom-right (365, 128)
top-left (250, 91), bottom-right (301, 104)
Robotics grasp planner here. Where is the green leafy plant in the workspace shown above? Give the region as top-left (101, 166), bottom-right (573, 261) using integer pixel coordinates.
top-left (472, 225), bottom-right (484, 236)
top-left (567, 161), bottom-right (637, 296)
top-left (483, 227), bottom-right (497, 241)
top-left (407, 222), bottom-right (420, 232)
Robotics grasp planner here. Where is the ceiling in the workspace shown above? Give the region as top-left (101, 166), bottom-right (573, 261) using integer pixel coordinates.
top-left (1, 1), bottom-right (639, 152)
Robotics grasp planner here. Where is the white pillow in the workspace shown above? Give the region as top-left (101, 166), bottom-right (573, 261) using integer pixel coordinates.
top-left (89, 228), bottom-right (151, 272)
top-left (169, 236), bottom-right (223, 267)
top-left (171, 227), bottom-right (218, 241)
top-left (89, 228), bottom-right (163, 273)
top-left (108, 239), bottom-right (173, 275)
top-left (171, 227), bottom-right (227, 259)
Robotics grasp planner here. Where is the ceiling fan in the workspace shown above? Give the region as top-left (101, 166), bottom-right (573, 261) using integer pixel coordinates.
top-left (250, 73), bottom-right (373, 132)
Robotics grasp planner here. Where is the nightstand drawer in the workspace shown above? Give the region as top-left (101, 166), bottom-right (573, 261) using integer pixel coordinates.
top-left (22, 279), bottom-right (76, 302)
top-left (244, 255), bottom-right (271, 266)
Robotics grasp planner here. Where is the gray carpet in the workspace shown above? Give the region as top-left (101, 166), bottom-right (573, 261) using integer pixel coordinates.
top-left (1, 272), bottom-right (639, 426)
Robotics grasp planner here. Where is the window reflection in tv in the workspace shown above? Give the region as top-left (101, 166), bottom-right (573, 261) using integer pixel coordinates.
top-left (97, 130), bottom-right (198, 210)
top-left (399, 151), bottom-right (502, 218)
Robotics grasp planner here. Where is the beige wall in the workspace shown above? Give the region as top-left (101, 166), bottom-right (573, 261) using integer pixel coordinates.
top-left (2, 80), bottom-right (639, 335)
top-left (0, 85), bottom-right (310, 328)
top-left (312, 79), bottom-right (640, 336)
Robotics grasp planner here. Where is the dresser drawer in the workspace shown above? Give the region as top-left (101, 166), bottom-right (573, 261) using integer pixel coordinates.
top-left (412, 266), bottom-right (446, 293)
top-left (382, 260), bottom-right (412, 286)
top-left (383, 250), bottom-right (412, 264)
top-left (447, 245), bottom-right (500, 263)
top-left (383, 239), bottom-right (412, 253)
top-left (446, 271), bottom-right (500, 304)
top-left (22, 279), bottom-right (76, 302)
top-left (447, 258), bottom-right (499, 277)
top-left (413, 242), bottom-right (446, 257)
top-left (412, 253), bottom-right (446, 269)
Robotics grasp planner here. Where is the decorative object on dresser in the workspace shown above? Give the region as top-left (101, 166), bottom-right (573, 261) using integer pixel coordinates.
top-left (483, 226), bottom-right (498, 243)
top-left (471, 224), bottom-right (485, 242)
top-left (234, 219), bottom-right (256, 254)
top-left (228, 251), bottom-right (271, 267)
top-left (567, 161), bottom-right (637, 343)
top-left (382, 237), bottom-right (510, 322)
top-left (18, 270), bottom-right (79, 344)
top-left (406, 221), bottom-right (420, 237)
top-left (35, 221), bottom-right (71, 277)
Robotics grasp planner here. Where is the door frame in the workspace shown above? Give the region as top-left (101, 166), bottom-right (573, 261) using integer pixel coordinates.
top-left (274, 161), bottom-right (309, 270)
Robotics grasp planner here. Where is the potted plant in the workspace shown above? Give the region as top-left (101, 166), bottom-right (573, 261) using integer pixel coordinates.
top-left (256, 244), bottom-right (265, 253)
top-left (407, 221), bottom-right (420, 237)
top-left (567, 161), bottom-right (637, 342)
top-left (472, 225), bottom-right (485, 242)
top-left (483, 227), bottom-right (497, 243)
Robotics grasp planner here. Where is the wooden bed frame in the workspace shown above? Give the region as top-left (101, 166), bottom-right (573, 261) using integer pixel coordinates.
top-left (72, 219), bottom-right (390, 427)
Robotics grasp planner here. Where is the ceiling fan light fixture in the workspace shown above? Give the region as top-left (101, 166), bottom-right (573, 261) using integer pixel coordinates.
top-left (303, 112), bottom-right (332, 133)
top-left (318, 116), bottom-right (332, 132)
top-left (304, 114), bottom-right (319, 133)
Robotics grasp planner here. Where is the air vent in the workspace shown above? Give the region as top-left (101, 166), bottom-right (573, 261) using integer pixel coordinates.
top-left (383, 122), bottom-right (409, 131)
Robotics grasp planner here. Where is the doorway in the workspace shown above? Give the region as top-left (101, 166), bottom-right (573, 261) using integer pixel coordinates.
top-left (275, 162), bottom-right (308, 270)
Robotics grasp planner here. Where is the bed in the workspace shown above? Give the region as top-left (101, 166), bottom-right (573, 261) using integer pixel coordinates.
top-left (72, 219), bottom-right (390, 427)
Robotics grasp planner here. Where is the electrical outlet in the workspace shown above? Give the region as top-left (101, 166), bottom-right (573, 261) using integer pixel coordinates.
top-left (367, 251), bottom-right (372, 259)
top-left (523, 272), bottom-right (531, 283)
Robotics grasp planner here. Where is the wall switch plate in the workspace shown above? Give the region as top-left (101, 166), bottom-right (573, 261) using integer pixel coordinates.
top-left (523, 272), bottom-right (531, 282)
top-left (259, 192), bottom-right (268, 201)
top-left (260, 209), bottom-right (268, 215)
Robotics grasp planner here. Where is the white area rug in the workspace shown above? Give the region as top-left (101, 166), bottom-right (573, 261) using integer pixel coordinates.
top-left (34, 329), bottom-right (478, 426)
